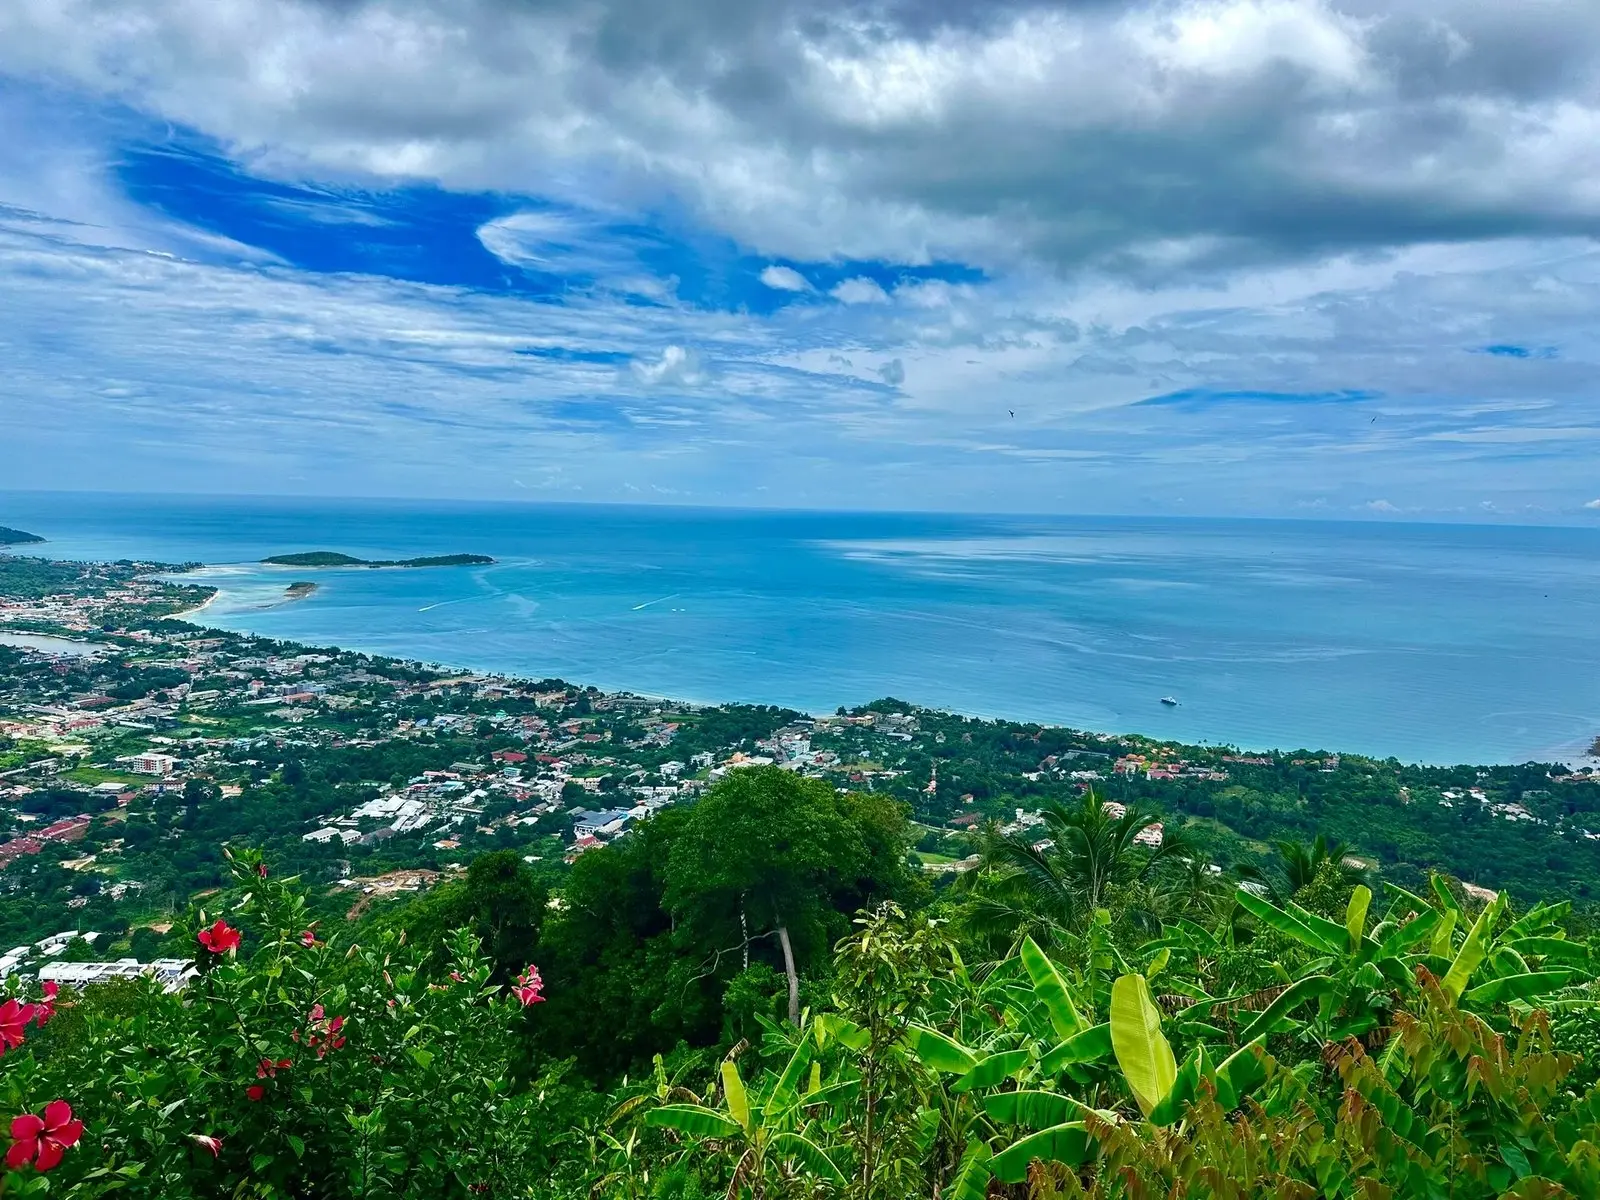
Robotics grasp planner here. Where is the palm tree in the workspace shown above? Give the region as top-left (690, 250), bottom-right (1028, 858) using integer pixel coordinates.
top-left (959, 792), bottom-right (1194, 953)
top-left (1236, 834), bottom-right (1354, 901)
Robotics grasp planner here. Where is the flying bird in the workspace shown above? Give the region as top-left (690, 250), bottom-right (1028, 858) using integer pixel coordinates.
top-left (1008, 410), bottom-right (1015, 418)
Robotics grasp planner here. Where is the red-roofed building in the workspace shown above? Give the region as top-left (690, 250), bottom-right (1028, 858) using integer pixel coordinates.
top-left (0, 837), bottom-right (43, 866)
top-left (39, 816), bottom-right (92, 843)
top-left (493, 750), bottom-right (528, 764)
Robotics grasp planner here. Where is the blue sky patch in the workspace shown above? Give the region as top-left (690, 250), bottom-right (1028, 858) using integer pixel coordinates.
top-left (1136, 388), bottom-right (1379, 411)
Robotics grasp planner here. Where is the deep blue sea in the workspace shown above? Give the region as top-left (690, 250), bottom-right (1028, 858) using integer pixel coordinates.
top-left (3, 492), bottom-right (1598, 766)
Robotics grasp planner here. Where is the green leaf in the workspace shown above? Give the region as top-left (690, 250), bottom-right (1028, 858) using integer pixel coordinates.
top-left (814, 1013), bottom-right (870, 1051)
top-left (1463, 970), bottom-right (1577, 1007)
top-left (903, 1024), bottom-right (978, 1074)
top-left (643, 1105), bottom-right (743, 1139)
top-left (1442, 893), bottom-right (1505, 1000)
top-left (952, 1048), bottom-right (1032, 1093)
top-left (983, 1090), bottom-right (1091, 1130)
top-left (1506, 936), bottom-right (1590, 966)
top-left (765, 1040), bottom-right (812, 1117)
top-left (1286, 901), bottom-right (1355, 956)
top-left (1149, 1045), bottom-right (1210, 1127)
top-left (1145, 947), bottom-right (1171, 980)
top-left (1235, 975), bottom-right (1336, 1044)
top-left (948, 1143), bottom-right (993, 1200)
top-left (1431, 873), bottom-right (1463, 914)
top-left (1020, 935), bottom-right (1086, 1039)
top-left (769, 1132), bottom-right (844, 1183)
top-left (1345, 885), bottom-right (1372, 951)
top-left (1377, 907), bottom-right (1440, 959)
top-left (1040, 1022), bottom-right (1112, 1074)
top-left (1109, 973), bottom-right (1177, 1119)
top-left (1235, 889), bottom-right (1339, 955)
top-left (991, 1122), bottom-right (1096, 1184)
top-left (287, 1134), bottom-right (306, 1159)
top-left (720, 1060), bottom-right (750, 1134)
top-left (1213, 1038), bottom-right (1271, 1110)
top-left (1429, 909), bottom-right (1458, 958)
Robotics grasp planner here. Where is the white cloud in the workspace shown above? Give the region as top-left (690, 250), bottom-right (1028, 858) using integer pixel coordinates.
top-left (631, 344), bottom-right (706, 387)
top-left (1363, 499), bottom-right (1400, 513)
top-left (1585, 499), bottom-right (1600, 509)
top-left (759, 265), bottom-right (812, 292)
top-left (831, 277), bottom-right (891, 305)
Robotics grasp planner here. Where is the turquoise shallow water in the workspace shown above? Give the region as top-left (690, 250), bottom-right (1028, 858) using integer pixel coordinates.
top-left (3, 492), bottom-right (1599, 765)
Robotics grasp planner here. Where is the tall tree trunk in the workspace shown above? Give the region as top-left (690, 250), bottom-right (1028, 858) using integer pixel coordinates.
top-left (740, 896), bottom-right (750, 970)
top-left (776, 923), bottom-right (800, 1026)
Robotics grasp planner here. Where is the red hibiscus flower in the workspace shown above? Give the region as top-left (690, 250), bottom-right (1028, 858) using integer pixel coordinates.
top-left (6, 1101), bottom-right (83, 1172)
top-left (256, 1057), bottom-right (291, 1079)
top-left (0, 999), bottom-right (37, 1053)
top-left (255, 862), bottom-right (268, 879)
top-left (299, 929), bottom-right (317, 947)
top-left (190, 1133), bottom-right (223, 1157)
top-left (34, 982), bottom-right (58, 1028)
top-left (511, 964), bottom-right (545, 1007)
top-left (197, 920), bottom-right (241, 954)
top-left (449, 971), bottom-right (465, 983)
top-left (245, 1085), bottom-right (265, 1103)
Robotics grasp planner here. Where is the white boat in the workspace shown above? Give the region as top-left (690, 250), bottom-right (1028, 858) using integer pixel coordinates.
top-left (1159, 696), bottom-right (1179, 706)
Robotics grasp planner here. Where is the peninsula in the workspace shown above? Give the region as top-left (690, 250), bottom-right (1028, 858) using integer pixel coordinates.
top-left (261, 551), bottom-right (494, 568)
top-left (0, 526), bottom-right (45, 546)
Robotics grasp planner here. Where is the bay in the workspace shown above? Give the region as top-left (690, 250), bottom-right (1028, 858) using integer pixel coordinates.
top-left (3, 491), bottom-right (1598, 766)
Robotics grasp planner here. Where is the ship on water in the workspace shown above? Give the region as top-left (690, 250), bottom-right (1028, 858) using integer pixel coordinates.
top-left (1160, 696), bottom-right (1179, 706)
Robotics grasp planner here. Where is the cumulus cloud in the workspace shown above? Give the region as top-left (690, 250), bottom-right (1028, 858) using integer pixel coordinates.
top-left (631, 344), bottom-right (706, 387)
top-left (7, 0), bottom-right (1600, 274)
top-left (759, 265), bottom-right (812, 291)
top-left (831, 277), bottom-right (891, 305)
top-left (1364, 499), bottom-right (1401, 513)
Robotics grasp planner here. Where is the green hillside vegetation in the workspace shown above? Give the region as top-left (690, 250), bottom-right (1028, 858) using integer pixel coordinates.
top-left (261, 551), bottom-right (495, 567)
top-left (0, 525), bottom-right (45, 545)
top-left (5, 770), bottom-right (1600, 1198)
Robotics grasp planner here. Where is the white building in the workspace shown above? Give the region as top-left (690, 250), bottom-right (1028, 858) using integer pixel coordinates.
top-left (129, 752), bottom-right (178, 776)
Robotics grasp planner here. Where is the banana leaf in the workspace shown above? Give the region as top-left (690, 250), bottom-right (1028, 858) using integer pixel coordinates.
top-left (1377, 907), bottom-right (1440, 958)
top-left (1234, 889), bottom-right (1341, 955)
top-left (1213, 1037), bottom-right (1271, 1109)
top-left (947, 1143), bottom-right (992, 1200)
top-left (643, 1104), bottom-right (743, 1139)
top-left (1020, 935), bottom-right (1087, 1039)
top-left (1443, 893), bottom-right (1505, 1000)
top-left (991, 1122), bottom-right (1096, 1184)
top-left (903, 1024), bottom-right (978, 1074)
top-left (1506, 936), bottom-right (1590, 966)
top-left (1110, 973), bottom-right (1177, 1119)
top-left (1345, 885), bottom-right (1372, 950)
top-left (1463, 970), bottom-right (1578, 1007)
top-left (769, 1132), bottom-right (845, 1184)
top-left (1040, 1022), bottom-right (1112, 1073)
top-left (721, 1060), bottom-right (749, 1134)
top-left (952, 1048), bottom-right (1033, 1093)
top-left (984, 1089), bottom-right (1092, 1130)
top-left (1235, 975), bottom-right (1335, 1044)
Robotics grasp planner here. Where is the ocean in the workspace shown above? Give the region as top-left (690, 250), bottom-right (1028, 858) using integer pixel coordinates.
top-left (3, 492), bottom-right (1598, 766)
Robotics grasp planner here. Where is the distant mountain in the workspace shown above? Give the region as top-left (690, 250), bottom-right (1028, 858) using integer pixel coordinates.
top-left (0, 526), bottom-right (44, 546)
top-left (261, 551), bottom-right (494, 568)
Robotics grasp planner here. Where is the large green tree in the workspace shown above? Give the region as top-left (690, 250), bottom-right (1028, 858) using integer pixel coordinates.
top-left (664, 766), bottom-right (913, 1024)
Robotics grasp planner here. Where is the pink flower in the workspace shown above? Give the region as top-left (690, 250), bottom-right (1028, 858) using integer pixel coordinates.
top-left (34, 982), bottom-right (58, 1028)
top-left (7, 1101), bottom-right (83, 1171)
top-left (511, 964), bottom-right (545, 1007)
top-left (255, 862), bottom-right (268, 879)
top-left (197, 920), bottom-right (241, 955)
top-left (450, 971), bottom-right (465, 983)
top-left (0, 1000), bottom-right (37, 1053)
top-left (299, 930), bottom-right (317, 947)
top-left (308, 1003), bottom-right (325, 1022)
top-left (190, 1133), bottom-right (223, 1157)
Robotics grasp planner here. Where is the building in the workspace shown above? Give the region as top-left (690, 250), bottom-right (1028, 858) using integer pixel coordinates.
top-left (40, 958), bottom-right (195, 992)
top-left (130, 752), bottom-right (178, 776)
top-left (571, 808), bottom-right (633, 838)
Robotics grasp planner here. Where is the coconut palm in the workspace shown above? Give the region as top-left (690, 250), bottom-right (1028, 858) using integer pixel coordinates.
top-left (959, 792), bottom-right (1194, 953)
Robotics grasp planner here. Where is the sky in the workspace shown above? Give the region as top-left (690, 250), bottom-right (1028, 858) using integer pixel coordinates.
top-left (1, 0), bottom-right (1599, 520)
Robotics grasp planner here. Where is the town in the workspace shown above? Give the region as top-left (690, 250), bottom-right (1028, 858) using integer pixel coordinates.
top-left (3, 552), bottom-right (1600, 987)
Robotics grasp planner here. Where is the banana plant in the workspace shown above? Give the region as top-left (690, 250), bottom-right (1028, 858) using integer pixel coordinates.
top-left (643, 1047), bottom-right (845, 1197)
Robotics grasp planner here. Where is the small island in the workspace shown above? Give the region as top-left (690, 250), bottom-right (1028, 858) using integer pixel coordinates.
top-left (285, 581), bottom-right (318, 598)
top-left (0, 526), bottom-right (45, 546)
top-left (261, 551), bottom-right (494, 568)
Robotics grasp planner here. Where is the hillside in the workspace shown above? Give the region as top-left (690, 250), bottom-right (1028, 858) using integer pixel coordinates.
top-left (0, 524), bottom-right (45, 545)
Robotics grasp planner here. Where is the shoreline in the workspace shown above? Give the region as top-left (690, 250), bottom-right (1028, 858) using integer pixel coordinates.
top-left (172, 585), bottom-right (1596, 771)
